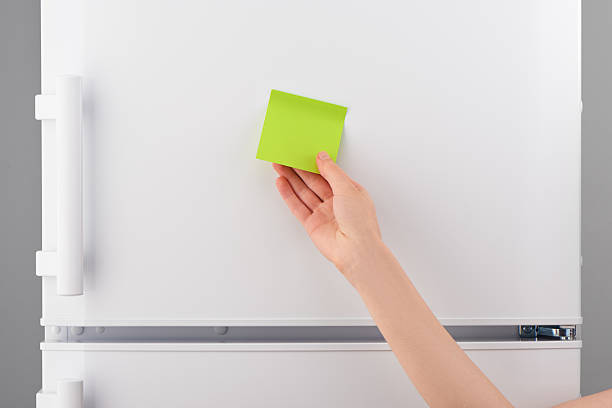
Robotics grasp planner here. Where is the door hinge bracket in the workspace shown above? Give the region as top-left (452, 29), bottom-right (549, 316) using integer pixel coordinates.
top-left (35, 94), bottom-right (57, 120)
top-left (518, 325), bottom-right (576, 340)
top-left (36, 250), bottom-right (58, 277)
top-left (36, 380), bottom-right (83, 408)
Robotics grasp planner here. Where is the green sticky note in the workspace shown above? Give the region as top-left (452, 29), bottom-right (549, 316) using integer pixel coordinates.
top-left (256, 90), bottom-right (347, 173)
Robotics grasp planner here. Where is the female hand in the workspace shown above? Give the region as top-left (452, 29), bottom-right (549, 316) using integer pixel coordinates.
top-left (273, 151), bottom-right (382, 281)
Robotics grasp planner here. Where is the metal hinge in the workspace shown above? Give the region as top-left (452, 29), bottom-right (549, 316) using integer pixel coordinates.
top-left (518, 325), bottom-right (576, 340)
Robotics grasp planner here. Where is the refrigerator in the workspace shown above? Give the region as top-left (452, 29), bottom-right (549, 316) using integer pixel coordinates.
top-left (34, 1), bottom-right (582, 407)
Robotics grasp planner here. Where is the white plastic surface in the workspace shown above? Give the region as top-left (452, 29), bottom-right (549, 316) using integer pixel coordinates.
top-left (58, 380), bottom-right (83, 408)
top-left (41, 0), bottom-right (581, 325)
top-left (55, 76), bottom-right (83, 296)
top-left (36, 76), bottom-right (84, 295)
top-left (36, 251), bottom-right (57, 277)
top-left (36, 379), bottom-right (83, 408)
top-left (41, 342), bottom-right (581, 408)
top-left (35, 95), bottom-right (56, 120)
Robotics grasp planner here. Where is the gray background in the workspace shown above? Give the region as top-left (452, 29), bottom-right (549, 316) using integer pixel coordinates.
top-left (581, 0), bottom-right (612, 397)
top-left (0, 0), bottom-right (42, 406)
top-left (0, 0), bottom-right (609, 405)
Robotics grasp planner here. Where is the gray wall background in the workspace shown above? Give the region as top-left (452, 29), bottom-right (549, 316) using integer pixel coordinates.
top-left (0, 0), bottom-right (42, 406)
top-left (581, 0), bottom-right (612, 397)
top-left (0, 0), bottom-right (609, 405)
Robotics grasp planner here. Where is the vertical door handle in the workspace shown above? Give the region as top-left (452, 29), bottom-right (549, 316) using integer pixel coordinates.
top-left (35, 75), bottom-right (84, 296)
top-left (36, 379), bottom-right (84, 408)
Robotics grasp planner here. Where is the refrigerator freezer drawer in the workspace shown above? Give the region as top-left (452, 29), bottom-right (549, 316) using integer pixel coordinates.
top-left (40, 342), bottom-right (580, 408)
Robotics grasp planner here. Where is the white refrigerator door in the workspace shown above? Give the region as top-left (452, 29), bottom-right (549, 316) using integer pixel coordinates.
top-left (39, 342), bottom-right (581, 408)
top-left (39, 0), bottom-right (581, 326)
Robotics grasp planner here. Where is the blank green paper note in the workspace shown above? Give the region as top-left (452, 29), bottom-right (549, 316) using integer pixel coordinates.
top-left (256, 90), bottom-right (348, 173)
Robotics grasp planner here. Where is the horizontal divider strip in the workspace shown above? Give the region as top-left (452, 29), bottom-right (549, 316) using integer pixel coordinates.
top-left (44, 325), bottom-right (581, 344)
top-left (40, 316), bottom-right (584, 327)
top-left (41, 340), bottom-right (583, 352)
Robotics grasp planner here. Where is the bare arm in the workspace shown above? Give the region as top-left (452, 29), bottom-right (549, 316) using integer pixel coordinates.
top-left (272, 152), bottom-right (511, 407)
top-left (553, 389), bottom-right (612, 408)
top-left (274, 152), bottom-right (612, 407)
top-left (343, 239), bottom-right (512, 407)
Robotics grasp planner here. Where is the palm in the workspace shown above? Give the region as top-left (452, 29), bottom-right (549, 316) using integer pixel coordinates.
top-left (303, 198), bottom-right (340, 260)
top-left (272, 160), bottom-right (381, 270)
top-left (273, 163), bottom-right (341, 263)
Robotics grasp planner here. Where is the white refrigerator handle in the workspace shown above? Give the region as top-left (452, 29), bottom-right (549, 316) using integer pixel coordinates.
top-left (35, 75), bottom-right (84, 296)
top-left (36, 379), bottom-right (84, 408)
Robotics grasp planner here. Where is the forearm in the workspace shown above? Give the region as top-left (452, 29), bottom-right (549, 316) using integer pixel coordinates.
top-left (276, 157), bottom-right (604, 407)
top-left (552, 389), bottom-right (612, 407)
top-left (343, 240), bottom-right (512, 408)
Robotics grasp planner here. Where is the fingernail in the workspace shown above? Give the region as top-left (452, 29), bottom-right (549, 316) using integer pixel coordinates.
top-left (318, 151), bottom-right (330, 160)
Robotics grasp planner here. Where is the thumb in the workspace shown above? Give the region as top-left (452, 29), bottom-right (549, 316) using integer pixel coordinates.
top-left (316, 151), bottom-right (356, 194)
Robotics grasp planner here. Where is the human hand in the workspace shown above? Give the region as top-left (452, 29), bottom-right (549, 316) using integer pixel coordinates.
top-left (273, 151), bottom-right (383, 281)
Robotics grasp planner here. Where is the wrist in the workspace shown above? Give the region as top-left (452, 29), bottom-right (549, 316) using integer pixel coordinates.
top-left (338, 238), bottom-right (393, 286)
